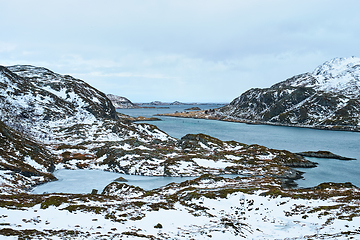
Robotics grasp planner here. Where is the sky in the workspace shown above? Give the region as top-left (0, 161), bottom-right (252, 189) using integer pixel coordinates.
top-left (1, 0), bottom-right (360, 103)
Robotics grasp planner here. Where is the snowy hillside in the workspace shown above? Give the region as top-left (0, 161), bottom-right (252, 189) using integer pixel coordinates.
top-left (218, 57), bottom-right (360, 131)
top-left (0, 120), bottom-right (56, 194)
top-left (0, 65), bottom-right (174, 192)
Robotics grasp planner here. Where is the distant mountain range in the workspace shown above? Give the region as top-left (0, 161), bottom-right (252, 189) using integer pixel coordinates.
top-left (218, 57), bottom-right (360, 131)
top-left (106, 96), bottom-right (225, 108)
top-left (136, 101), bottom-right (225, 106)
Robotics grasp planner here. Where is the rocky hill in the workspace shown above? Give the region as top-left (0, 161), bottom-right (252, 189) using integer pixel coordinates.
top-left (0, 65), bottom-right (173, 193)
top-left (106, 94), bottom-right (138, 108)
top-left (218, 57), bottom-right (360, 131)
top-left (0, 64), bottom-right (318, 194)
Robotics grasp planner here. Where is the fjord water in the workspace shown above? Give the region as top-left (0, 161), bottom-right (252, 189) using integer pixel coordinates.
top-left (32, 104), bottom-right (360, 194)
top-left (120, 105), bottom-right (360, 188)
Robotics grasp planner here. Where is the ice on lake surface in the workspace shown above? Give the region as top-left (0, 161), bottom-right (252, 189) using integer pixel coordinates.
top-left (32, 169), bottom-right (196, 194)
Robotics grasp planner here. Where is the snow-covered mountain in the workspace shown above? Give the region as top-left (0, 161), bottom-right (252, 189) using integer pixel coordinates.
top-left (0, 65), bottom-right (173, 192)
top-left (106, 94), bottom-right (138, 108)
top-left (218, 57), bottom-right (360, 131)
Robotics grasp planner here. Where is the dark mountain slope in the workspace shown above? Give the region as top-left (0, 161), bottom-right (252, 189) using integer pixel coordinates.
top-left (0, 120), bottom-right (57, 193)
top-left (218, 57), bottom-right (360, 131)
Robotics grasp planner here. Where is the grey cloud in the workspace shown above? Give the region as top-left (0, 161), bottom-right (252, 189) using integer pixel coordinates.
top-left (1, 0), bottom-right (360, 102)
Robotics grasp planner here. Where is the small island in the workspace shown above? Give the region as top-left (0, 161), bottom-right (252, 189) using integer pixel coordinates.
top-left (117, 112), bottom-right (161, 122)
top-left (296, 151), bottom-right (356, 161)
top-left (185, 107), bottom-right (201, 110)
top-left (114, 176), bottom-right (128, 182)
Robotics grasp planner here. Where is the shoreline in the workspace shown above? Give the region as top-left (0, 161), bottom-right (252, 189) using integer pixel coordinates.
top-left (156, 111), bottom-right (360, 133)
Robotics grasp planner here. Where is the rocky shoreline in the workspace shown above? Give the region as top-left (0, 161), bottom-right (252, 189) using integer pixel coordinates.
top-left (156, 110), bottom-right (360, 132)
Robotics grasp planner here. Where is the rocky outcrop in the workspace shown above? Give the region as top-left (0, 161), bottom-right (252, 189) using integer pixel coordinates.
top-left (106, 94), bottom-right (138, 109)
top-left (218, 57), bottom-right (360, 131)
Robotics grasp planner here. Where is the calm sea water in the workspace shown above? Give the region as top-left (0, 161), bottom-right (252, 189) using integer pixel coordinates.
top-left (120, 105), bottom-right (360, 188)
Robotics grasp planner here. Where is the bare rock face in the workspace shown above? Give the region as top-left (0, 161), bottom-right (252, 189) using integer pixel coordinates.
top-left (218, 57), bottom-right (360, 131)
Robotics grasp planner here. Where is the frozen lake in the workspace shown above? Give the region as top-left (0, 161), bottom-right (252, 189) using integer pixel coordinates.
top-left (32, 169), bottom-right (196, 194)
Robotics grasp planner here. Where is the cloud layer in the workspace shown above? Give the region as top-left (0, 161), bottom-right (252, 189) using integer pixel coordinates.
top-left (1, 0), bottom-right (360, 102)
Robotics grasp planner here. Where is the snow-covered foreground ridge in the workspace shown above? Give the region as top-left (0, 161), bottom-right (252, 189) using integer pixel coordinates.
top-left (218, 57), bottom-right (360, 131)
top-left (0, 64), bottom-right (359, 239)
top-left (1, 176), bottom-right (360, 239)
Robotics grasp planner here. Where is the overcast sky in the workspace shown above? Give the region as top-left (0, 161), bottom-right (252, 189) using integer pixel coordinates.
top-left (1, 0), bottom-right (360, 102)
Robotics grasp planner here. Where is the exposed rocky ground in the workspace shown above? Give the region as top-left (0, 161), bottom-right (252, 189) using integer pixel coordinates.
top-left (1, 64), bottom-right (360, 239)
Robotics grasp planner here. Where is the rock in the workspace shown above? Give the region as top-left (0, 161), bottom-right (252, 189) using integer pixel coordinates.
top-left (114, 176), bottom-right (128, 182)
top-left (154, 223), bottom-right (163, 229)
top-left (296, 151), bottom-right (356, 160)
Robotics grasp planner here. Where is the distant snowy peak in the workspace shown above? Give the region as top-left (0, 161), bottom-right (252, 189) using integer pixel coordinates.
top-left (106, 94), bottom-right (138, 109)
top-left (273, 57), bottom-right (360, 96)
top-left (312, 57), bottom-right (360, 95)
top-left (219, 56), bottom-right (360, 131)
top-left (312, 56), bottom-right (360, 78)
